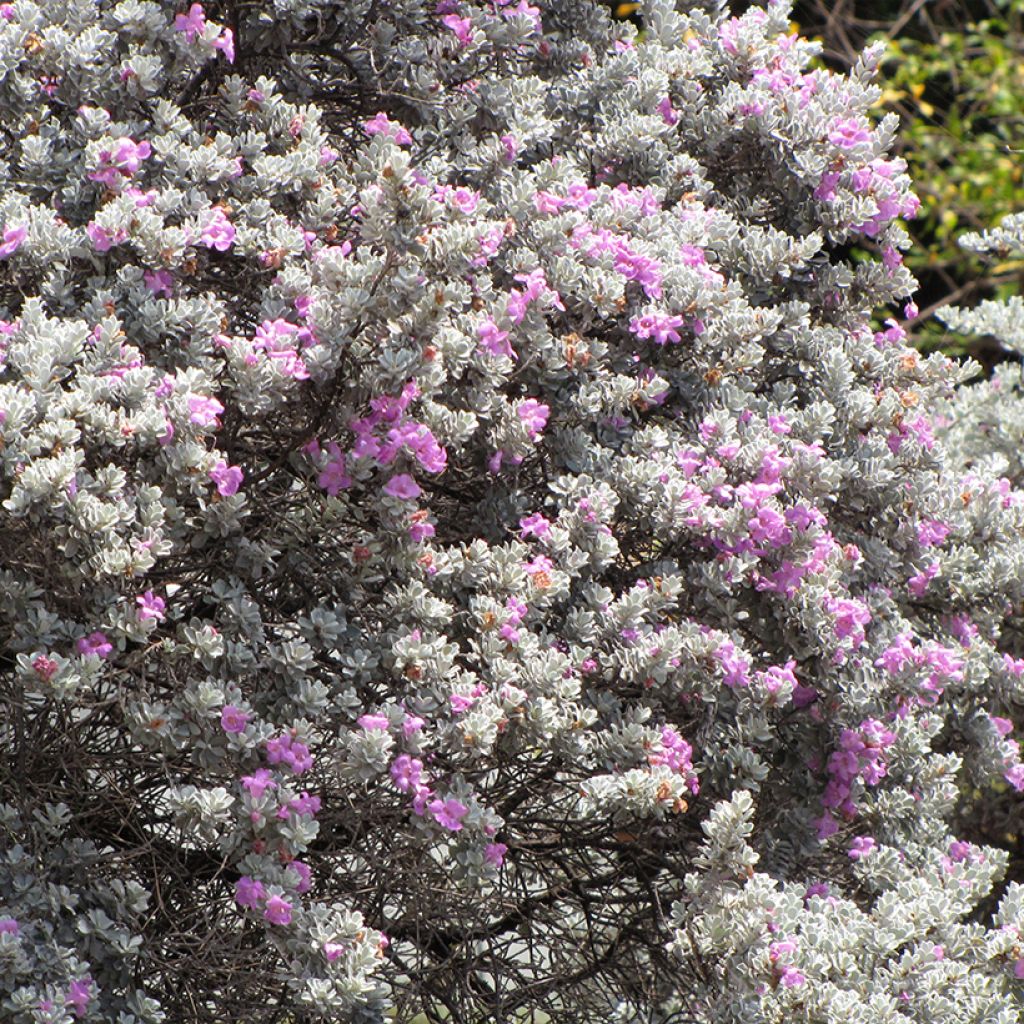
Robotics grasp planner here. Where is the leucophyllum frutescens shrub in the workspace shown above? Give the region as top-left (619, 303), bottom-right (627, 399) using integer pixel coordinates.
top-left (0, 0), bottom-right (1022, 1021)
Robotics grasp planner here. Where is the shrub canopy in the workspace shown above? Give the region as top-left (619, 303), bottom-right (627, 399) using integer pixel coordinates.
top-left (0, 0), bottom-right (1023, 1021)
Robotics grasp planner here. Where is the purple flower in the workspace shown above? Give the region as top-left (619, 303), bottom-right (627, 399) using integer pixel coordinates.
top-left (519, 512), bottom-right (552, 539)
top-left (174, 3), bottom-right (206, 41)
top-left (66, 978), bottom-right (93, 1019)
top-left (201, 207), bottom-right (235, 251)
top-left (0, 225), bottom-right (27, 258)
top-left (363, 112), bottom-right (413, 146)
top-left (517, 399), bottom-right (549, 440)
top-left (848, 836), bottom-right (877, 860)
top-left (383, 474), bottom-right (421, 500)
top-left (916, 519), bottom-right (950, 547)
top-left (288, 859), bottom-right (312, 893)
top-left (213, 27), bottom-right (234, 62)
top-left (908, 561), bottom-right (939, 598)
top-left (358, 713), bottom-right (390, 731)
top-left (390, 754), bottom-right (424, 793)
top-left (77, 631), bottom-right (113, 659)
top-left (656, 95), bottom-right (678, 125)
top-left (317, 443), bottom-right (352, 495)
top-left (241, 768), bottom-right (276, 799)
top-left (829, 118), bottom-right (871, 149)
top-left (188, 394), bottom-right (224, 427)
top-left (265, 734), bottom-right (314, 774)
top-left (144, 269), bottom-right (174, 297)
top-left (235, 875), bottom-right (266, 908)
top-left (485, 842), bottom-right (507, 867)
top-left (209, 460), bottom-right (243, 496)
top-left (281, 792), bottom-right (321, 819)
top-left (778, 965), bottom-right (806, 988)
top-left (263, 894), bottom-right (292, 925)
top-left (429, 797), bottom-right (469, 831)
top-left (136, 590), bottom-right (166, 622)
top-left (500, 133), bottom-right (518, 162)
top-left (86, 223), bottom-right (126, 251)
top-left (0, 917), bottom-right (19, 935)
top-left (442, 12), bottom-right (473, 45)
top-left (324, 941), bottom-right (346, 961)
top-left (478, 317), bottom-right (515, 360)
top-left (220, 705), bottom-right (249, 734)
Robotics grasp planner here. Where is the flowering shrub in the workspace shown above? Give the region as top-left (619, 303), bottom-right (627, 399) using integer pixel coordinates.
top-left (0, 0), bottom-right (1023, 1021)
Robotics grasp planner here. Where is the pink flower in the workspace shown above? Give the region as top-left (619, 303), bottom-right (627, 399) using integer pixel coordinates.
top-left (358, 713), bottom-right (390, 731)
top-left (908, 561), bottom-right (940, 598)
top-left (324, 941), bottom-right (346, 961)
top-left (188, 394), bottom-right (224, 426)
top-left (517, 399), bottom-right (549, 440)
top-left (136, 590), bottom-right (166, 622)
top-left (916, 519), bottom-right (949, 547)
top-left (144, 269), bottom-right (174, 297)
top-left (429, 797), bottom-right (469, 831)
top-left (265, 734), bottom-right (314, 774)
top-left (77, 631), bottom-right (113, 659)
top-left (0, 917), bottom-right (18, 934)
top-left (363, 112), bottom-right (413, 146)
top-left (383, 474), bottom-right (421, 500)
top-left (32, 654), bottom-right (59, 680)
top-left (201, 207), bottom-right (235, 251)
top-left (848, 836), bottom-right (876, 860)
top-left (442, 13), bottom-right (474, 45)
top-left (235, 875), bottom-right (266, 908)
top-left (450, 692), bottom-right (475, 714)
top-left (829, 118), bottom-right (871, 149)
top-left (630, 312), bottom-right (685, 346)
top-left (174, 3), bottom-right (206, 41)
top-left (209, 460), bottom-right (243, 496)
top-left (827, 596), bottom-right (871, 645)
top-left (534, 191), bottom-right (566, 215)
top-left (485, 842), bottom-right (507, 866)
top-left (66, 978), bottom-right (93, 1019)
top-left (478, 317), bottom-right (515, 360)
top-left (0, 225), bottom-right (27, 258)
top-left (524, 554), bottom-right (553, 575)
top-left (656, 95), bottom-right (678, 125)
top-left (318, 443), bottom-right (352, 495)
top-left (263, 894), bottom-right (292, 925)
top-left (86, 223), bottom-right (126, 252)
top-left (241, 768), bottom-right (276, 799)
top-left (288, 860), bottom-right (312, 893)
top-left (390, 754), bottom-right (424, 793)
top-left (89, 138), bottom-right (152, 187)
top-left (519, 512), bottom-right (552, 539)
top-left (213, 27), bottom-right (234, 62)
top-left (220, 705), bottom-right (249, 734)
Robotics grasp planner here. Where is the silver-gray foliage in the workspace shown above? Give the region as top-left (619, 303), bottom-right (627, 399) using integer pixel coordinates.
top-left (0, 0), bottom-right (1022, 1021)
